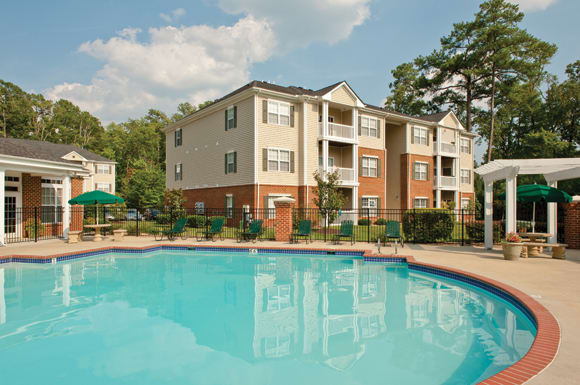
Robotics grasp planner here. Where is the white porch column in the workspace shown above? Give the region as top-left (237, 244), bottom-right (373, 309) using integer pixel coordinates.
top-left (63, 175), bottom-right (71, 240)
top-left (0, 169), bottom-right (5, 246)
top-left (322, 102), bottom-right (329, 178)
top-left (484, 180), bottom-right (494, 249)
top-left (435, 155), bottom-right (441, 208)
top-left (547, 180), bottom-right (557, 244)
top-left (505, 173), bottom-right (517, 234)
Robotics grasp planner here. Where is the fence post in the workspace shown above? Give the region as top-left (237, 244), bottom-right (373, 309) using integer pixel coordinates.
top-left (461, 209), bottom-right (465, 246)
top-left (136, 208), bottom-right (140, 237)
top-left (34, 207), bottom-right (38, 242)
top-left (412, 208), bottom-right (416, 244)
top-left (324, 212), bottom-right (327, 243)
top-left (367, 208), bottom-right (371, 243)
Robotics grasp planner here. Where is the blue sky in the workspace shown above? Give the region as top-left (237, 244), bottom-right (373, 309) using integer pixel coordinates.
top-left (1, 0), bottom-right (578, 160)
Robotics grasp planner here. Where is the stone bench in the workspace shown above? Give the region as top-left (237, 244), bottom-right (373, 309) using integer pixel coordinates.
top-left (68, 230), bottom-right (83, 243)
top-left (521, 242), bottom-right (567, 259)
top-left (113, 229), bottom-right (128, 242)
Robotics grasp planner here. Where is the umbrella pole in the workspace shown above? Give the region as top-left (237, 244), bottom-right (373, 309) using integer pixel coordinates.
top-left (96, 204), bottom-right (99, 225)
top-left (532, 202), bottom-right (535, 233)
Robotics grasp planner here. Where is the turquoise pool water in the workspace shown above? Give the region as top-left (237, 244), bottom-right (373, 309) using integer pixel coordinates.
top-left (0, 251), bottom-right (535, 385)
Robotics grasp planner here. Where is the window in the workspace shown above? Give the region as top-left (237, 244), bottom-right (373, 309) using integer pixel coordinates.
top-left (460, 138), bottom-right (471, 154)
top-left (414, 162), bottom-right (428, 181)
top-left (413, 127), bottom-right (428, 145)
top-left (414, 198), bottom-right (428, 209)
top-left (361, 116), bottom-right (379, 137)
top-left (95, 164), bottom-right (111, 174)
top-left (265, 194), bottom-right (291, 219)
top-left (41, 178), bottom-right (63, 224)
top-left (268, 100), bottom-right (290, 126)
top-left (226, 152), bottom-right (236, 174)
top-left (461, 198), bottom-right (471, 209)
top-left (174, 128), bottom-right (182, 147)
top-left (5, 176), bottom-right (19, 182)
top-left (195, 201), bottom-right (205, 214)
top-left (226, 195), bottom-right (233, 218)
top-left (361, 197), bottom-right (378, 217)
top-left (361, 156), bottom-right (378, 177)
top-left (95, 183), bottom-right (111, 192)
top-left (226, 107), bottom-right (235, 130)
top-left (461, 169), bottom-right (471, 184)
top-left (265, 285), bottom-right (291, 312)
top-left (268, 148), bottom-right (290, 172)
top-left (318, 157), bottom-right (334, 168)
top-left (175, 163), bottom-right (182, 181)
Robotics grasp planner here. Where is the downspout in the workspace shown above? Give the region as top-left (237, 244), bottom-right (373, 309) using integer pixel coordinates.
top-left (254, 92), bottom-right (259, 210)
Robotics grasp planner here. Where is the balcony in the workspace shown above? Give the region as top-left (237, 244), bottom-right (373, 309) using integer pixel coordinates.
top-left (319, 122), bottom-right (356, 142)
top-left (319, 167), bottom-right (355, 184)
top-left (433, 141), bottom-right (458, 156)
top-left (434, 176), bottom-right (457, 188)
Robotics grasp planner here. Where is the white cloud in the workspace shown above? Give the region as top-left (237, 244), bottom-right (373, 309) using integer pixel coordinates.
top-left (215, 0), bottom-right (370, 49)
top-left (160, 8), bottom-right (186, 23)
top-left (508, 0), bottom-right (557, 11)
top-left (46, 17), bottom-right (276, 123)
top-left (47, 1), bottom-right (371, 123)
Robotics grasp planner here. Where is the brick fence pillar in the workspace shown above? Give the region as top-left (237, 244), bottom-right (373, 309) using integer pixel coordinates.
top-left (274, 197), bottom-right (295, 242)
top-left (564, 197), bottom-right (580, 249)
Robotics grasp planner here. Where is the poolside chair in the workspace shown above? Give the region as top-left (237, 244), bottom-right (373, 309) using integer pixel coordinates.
top-left (196, 217), bottom-right (224, 241)
top-left (152, 217), bottom-right (188, 241)
top-left (384, 220), bottom-right (404, 248)
top-left (238, 219), bottom-right (263, 243)
top-left (291, 220), bottom-right (312, 244)
top-left (332, 220), bottom-right (355, 245)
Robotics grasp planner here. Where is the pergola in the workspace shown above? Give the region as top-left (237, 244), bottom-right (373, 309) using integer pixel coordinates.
top-left (475, 158), bottom-right (580, 249)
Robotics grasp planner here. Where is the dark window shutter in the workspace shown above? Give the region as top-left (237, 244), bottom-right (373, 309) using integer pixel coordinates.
top-left (233, 152), bottom-right (237, 173)
top-left (359, 197), bottom-right (363, 210)
top-left (359, 156), bottom-right (363, 176)
top-left (262, 100), bottom-right (268, 123)
top-left (225, 110), bottom-right (228, 131)
top-left (174, 130), bottom-right (177, 146)
top-left (358, 116), bottom-right (362, 135)
top-left (411, 128), bottom-right (415, 144)
top-left (426, 130), bottom-right (430, 146)
top-left (262, 288), bottom-right (268, 312)
top-left (233, 106), bottom-right (237, 128)
top-left (290, 151), bottom-right (295, 173)
top-left (377, 120), bottom-right (381, 138)
top-left (290, 105), bottom-right (295, 127)
top-left (232, 196), bottom-right (235, 210)
top-left (225, 153), bottom-right (228, 174)
top-left (426, 163), bottom-right (430, 181)
top-left (263, 148), bottom-right (268, 171)
top-left (224, 196), bottom-right (227, 211)
top-left (377, 197), bottom-right (381, 210)
top-left (376, 159), bottom-right (381, 178)
top-left (413, 162), bottom-right (416, 180)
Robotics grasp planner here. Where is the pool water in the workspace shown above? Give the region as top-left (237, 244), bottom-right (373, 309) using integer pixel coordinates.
top-left (0, 251), bottom-right (535, 385)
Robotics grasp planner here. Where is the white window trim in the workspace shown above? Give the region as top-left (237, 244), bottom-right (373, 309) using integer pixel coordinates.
top-left (226, 194), bottom-right (234, 218)
top-left (267, 147), bottom-right (291, 172)
top-left (361, 156), bottom-right (378, 177)
top-left (360, 115), bottom-right (379, 137)
top-left (460, 138), bottom-right (471, 154)
top-left (413, 197), bottom-right (429, 209)
top-left (95, 164), bottom-right (111, 174)
top-left (175, 128), bottom-right (183, 147)
top-left (227, 106), bottom-right (235, 129)
top-left (95, 183), bottom-right (111, 192)
top-left (175, 163), bottom-right (183, 181)
top-left (267, 100), bottom-right (291, 126)
top-left (461, 198), bottom-right (471, 209)
top-left (41, 177), bottom-right (63, 224)
top-left (226, 151), bottom-right (236, 174)
top-left (414, 161), bottom-right (428, 181)
top-left (460, 168), bottom-right (471, 184)
top-left (361, 196), bottom-right (379, 216)
top-left (413, 126), bottom-right (428, 145)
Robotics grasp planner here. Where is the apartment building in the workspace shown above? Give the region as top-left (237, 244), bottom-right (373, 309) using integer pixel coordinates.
top-left (164, 80), bottom-right (475, 212)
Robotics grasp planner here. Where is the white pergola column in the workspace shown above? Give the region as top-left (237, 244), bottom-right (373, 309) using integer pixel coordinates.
top-left (0, 169), bottom-right (5, 246)
top-left (63, 175), bottom-right (71, 240)
top-left (322, 102), bottom-right (329, 178)
top-left (547, 180), bottom-right (557, 244)
top-left (484, 180), bottom-right (494, 249)
top-left (505, 173), bottom-right (517, 234)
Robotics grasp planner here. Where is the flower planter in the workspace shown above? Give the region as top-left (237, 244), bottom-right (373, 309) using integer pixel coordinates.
top-left (502, 243), bottom-right (522, 260)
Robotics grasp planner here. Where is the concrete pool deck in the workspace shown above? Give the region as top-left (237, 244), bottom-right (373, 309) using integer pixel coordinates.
top-left (1, 238), bottom-right (579, 384)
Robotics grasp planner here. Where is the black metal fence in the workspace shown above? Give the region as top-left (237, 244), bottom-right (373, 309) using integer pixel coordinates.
top-left (293, 208), bottom-right (486, 245)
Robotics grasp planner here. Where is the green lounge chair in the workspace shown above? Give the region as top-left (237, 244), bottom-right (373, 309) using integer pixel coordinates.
top-left (238, 219), bottom-right (263, 243)
top-left (196, 217), bottom-right (224, 241)
top-left (384, 220), bottom-right (404, 247)
top-left (292, 220), bottom-right (312, 244)
top-left (152, 217), bottom-right (188, 241)
top-left (333, 220), bottom-right (355, 245)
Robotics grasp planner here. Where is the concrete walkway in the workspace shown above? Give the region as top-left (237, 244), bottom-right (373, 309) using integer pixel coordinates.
top-left (1, 238), bottom-right (579, 384)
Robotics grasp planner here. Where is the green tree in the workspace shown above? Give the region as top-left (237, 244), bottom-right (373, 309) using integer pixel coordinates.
top-left (385, 62), bottom-right (433, 116)
top-left (125, 160), bottom-right (165, 208)
top-left (312, 170), bottom-right (346, 224)
top-left (545, 60), bottom-right (580, 148)
top-left (164, 188), bottom-right (186, 210)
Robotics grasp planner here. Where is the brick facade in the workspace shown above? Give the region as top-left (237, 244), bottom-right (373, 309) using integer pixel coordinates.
top-left (400, 154), bottom-right (435, 209)
top-left (459, 192), bottom-right (475, 209)
top-left (22, 173), bottom-right (42, 207)
top-left (273, 198), bottom-right (295, 242)
top-left (70, 178), bottom-right (84, 231)
top-left (358, 147), bottom-right (386, 209)
top-left (564, 201), bottom-right (580, 249)
top-left (182, 184), bottom-right (257, 210)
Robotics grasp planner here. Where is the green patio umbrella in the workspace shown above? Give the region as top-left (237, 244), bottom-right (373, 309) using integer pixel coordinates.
top-left (69, 190), bottom-right (124, 224)
top-left (498, 184), bottom-right (572, 232)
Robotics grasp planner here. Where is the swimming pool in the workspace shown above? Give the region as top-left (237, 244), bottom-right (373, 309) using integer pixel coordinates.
top-left (0, 249), bottom-right (537, 385)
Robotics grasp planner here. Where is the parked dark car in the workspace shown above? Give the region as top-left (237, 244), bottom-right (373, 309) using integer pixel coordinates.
top-left (144, 209), bottom-right (160, 220)
top-left (125, 209), bottom-right (143, 221)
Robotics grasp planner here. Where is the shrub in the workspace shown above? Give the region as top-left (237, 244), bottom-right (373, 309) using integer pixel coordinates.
top-left (465, 221), bottom-right (502, 243)
top-left (208, 216), bottom-right (226, 227)
top-left (187, 215), bottom-right (206, 228)
top-left (402, 209), bottom-right (455, 243)
top-left (358, 218), bottom-right (370, 226)
top-left (374, 218), bottom-right (387, 226)
top-left (156, 213), bottom-right (171, 225)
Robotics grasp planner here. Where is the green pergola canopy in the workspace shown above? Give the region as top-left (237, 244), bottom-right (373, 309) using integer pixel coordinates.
top-left (497, 184), bottom-right (572, 203)
top-left (68, 190), bottom-right (124, 205)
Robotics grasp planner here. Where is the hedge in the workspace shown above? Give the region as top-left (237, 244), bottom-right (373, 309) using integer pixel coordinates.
top-left (402, 209), bottom-right (455, 242)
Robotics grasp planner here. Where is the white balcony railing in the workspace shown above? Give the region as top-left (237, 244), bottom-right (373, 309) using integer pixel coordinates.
top-left (433, 141), bottom-right (457, 154)
top-left (434, 176), bottom-right (457, 188)
top-left (318, 122), bottom-right (355, 140)
top-left (319, 167), bottom-right (355, 183)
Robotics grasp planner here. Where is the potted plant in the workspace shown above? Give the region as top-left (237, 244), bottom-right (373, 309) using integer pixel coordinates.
top-left (502, 232), bottom-right (522, 260)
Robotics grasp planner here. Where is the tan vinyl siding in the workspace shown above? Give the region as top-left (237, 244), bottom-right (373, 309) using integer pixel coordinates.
top-left (459, 135), bottom-right (474, 193)
top-left (441, 113), bottom-right (459, 129)
top-left (328, 107), bottom-right (353, 126)
top-left (409, 124), bottom-right (434, 156)
top-left (438, 127), bottom-right (455, 143)
top-left (385, 123), bottom-right (406, 209)
top-left (358, 113), bottom-right (385, 150)
top-left (257, 95), bottom-right (301, 186)
top-left (330, 86), bottom-right (356, 106)
top-left (166, 96), bottom-right (255, 189)
top-left (84, 161), bottom-right (116, 194)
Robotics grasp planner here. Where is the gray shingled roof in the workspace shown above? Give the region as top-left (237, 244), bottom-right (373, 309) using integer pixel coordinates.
top-left (418, 111), bottom-right (451, 122)
top-left (0, 137), bottom-right (113, 164)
